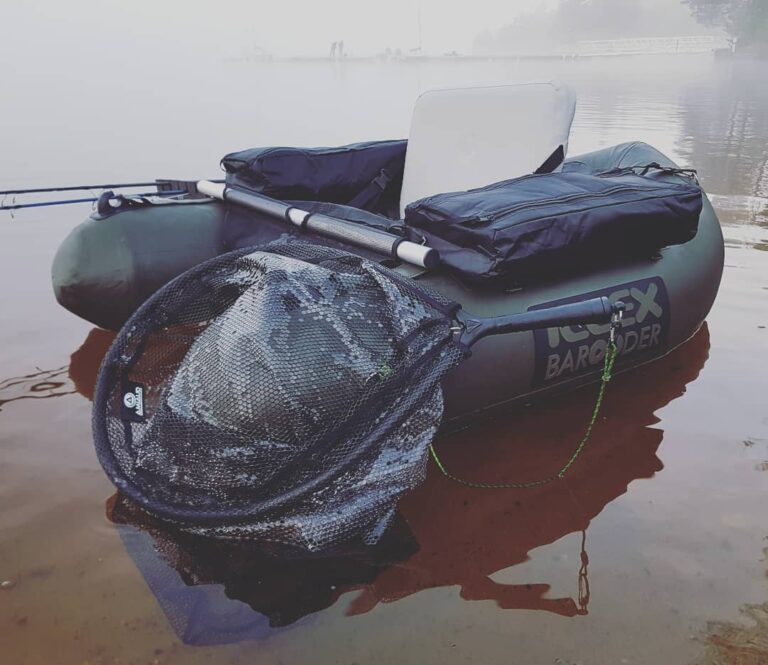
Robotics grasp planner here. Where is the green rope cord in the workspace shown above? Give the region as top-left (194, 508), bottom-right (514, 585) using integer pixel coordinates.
top-left (429, 341), bottom-right (618, 489)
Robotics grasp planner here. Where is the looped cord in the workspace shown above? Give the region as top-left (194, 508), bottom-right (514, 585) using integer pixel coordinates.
top-left (429, 323), bottom-right (620, 489)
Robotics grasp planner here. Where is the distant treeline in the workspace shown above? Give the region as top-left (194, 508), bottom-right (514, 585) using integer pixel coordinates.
top-left (473, 0), bottom-right (724, 55)
top-left (683, 0), bottom-right (768, 52)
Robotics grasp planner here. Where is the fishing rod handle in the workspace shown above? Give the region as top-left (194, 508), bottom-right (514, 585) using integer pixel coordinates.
top-left (197, 181), bottom-right (439, 269)
top-left (463, 297), bottom-right (622, 347)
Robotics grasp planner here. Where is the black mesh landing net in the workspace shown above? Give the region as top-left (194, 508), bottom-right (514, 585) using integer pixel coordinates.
top-left (93, 239), bottom-right (466, 551)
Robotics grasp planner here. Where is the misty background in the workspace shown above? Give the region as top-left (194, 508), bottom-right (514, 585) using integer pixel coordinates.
top-left (2, 0), bottom-right (763, 64)
top-left (0, 0), bottom-right (765, 191)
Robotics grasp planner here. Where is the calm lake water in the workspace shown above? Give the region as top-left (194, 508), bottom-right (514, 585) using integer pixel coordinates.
top-left (1, 54), bottom-right (767, 665)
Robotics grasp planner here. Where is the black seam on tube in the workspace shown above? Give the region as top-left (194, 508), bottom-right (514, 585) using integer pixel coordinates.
top-left (391, 236), bottom-right (405, 259)
top-left (300, 212), bottom-right (313, 230)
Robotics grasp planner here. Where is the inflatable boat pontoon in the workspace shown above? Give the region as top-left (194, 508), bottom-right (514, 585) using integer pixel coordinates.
top-left (51, 82), bottom-right (724, 422)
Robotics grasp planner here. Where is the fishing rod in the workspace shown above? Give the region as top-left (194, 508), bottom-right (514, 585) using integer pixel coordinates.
top-left (0, 191), bottom-right (182, 211)
top-left (0, 179), bottom-right (225, 197)
top-left (1, 178), bottom-right (225, 212)
top-left (0, 182), bottom-right (164, 196)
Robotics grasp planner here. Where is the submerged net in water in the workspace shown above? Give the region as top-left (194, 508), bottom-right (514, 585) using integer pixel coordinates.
top-left (93, 239), bottom-right (466, 551)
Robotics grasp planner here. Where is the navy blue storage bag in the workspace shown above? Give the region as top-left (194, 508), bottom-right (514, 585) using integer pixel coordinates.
top-left (404, 165), bottom-right (702, 282)
top-left (221, 140), bottom-right (406, 217)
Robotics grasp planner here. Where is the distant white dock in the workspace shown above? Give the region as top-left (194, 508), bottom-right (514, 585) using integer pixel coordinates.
top-left (576, 35), bottom-right (731, 57)
top-left (235, 35), bottom-right (734, 64)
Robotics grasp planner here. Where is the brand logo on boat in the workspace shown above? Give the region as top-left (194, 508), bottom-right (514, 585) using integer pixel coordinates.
top-left (530, 277), bottom-right (670, 386)
top-left (120, 382), bottom-right (145, 422)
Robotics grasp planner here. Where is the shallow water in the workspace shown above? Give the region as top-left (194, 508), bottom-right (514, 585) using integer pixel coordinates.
top-left (1, 54), bottom-right (767, 665)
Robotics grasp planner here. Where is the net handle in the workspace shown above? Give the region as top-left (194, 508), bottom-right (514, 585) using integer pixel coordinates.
top-left (459, 297), bottom-right (624, 348)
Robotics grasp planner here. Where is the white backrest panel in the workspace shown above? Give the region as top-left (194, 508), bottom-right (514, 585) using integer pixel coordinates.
top-left (400, 81), bottom-right (577, 215)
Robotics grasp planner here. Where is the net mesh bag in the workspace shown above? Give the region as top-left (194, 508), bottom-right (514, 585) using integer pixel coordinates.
top-left (93, 239), bottom-right (466, 551)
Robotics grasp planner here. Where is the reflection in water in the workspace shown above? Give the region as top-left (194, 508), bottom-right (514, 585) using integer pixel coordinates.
top-left (68, 328), bottom-right (115, 400)
top-left (0, 328), bottom-right (114, 411)
top-left (679, 60), bottom-right (768, 202)
top-left (356, 324), bottom-right (710, 617)
top-left (0, 366), bottom-right (73, 411)
top-left (109, 497), bottom-right (419, 642)
top-left (59, 322), bottom-right (711, 645)
top-left (684, 53), bottom-right (768, 236)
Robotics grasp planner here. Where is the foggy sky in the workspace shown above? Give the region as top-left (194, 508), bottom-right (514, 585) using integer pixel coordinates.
top-left (1, 0), bottom-right (559, 63)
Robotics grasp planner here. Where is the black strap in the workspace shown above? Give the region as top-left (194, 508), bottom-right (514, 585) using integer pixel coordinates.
top-left (638, 163), bottom-right (699, 183)
top-left (347, 168), bottom-right (393, 211)
top-left (534, 145), bottom-right (566, 174)
top-left (348, 153), bottom-right (405, 211)
top-left (598, 162), bottom-right (699, 184)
